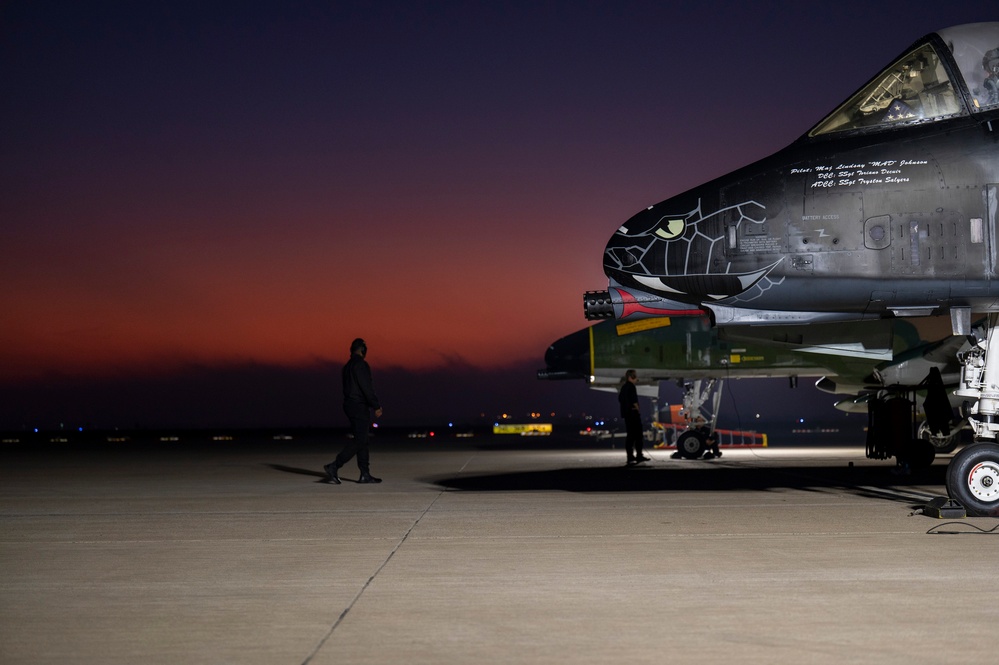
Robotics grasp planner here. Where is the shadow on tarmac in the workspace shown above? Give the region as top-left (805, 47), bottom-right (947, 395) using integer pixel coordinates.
top-left (264, 463), bottom-right (346, 485)
top-left (264, 463), bottom-right (327, 479)
top-left (264, 463), bottom-right (377, 484)
top-left (431, 461), bottom-right (948, 504)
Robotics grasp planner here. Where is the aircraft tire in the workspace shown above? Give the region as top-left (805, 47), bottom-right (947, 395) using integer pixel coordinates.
top-left (676, 431), bottom-right (707, 460)
top-left (901, 437), bottom-right (936, 470)
top-left (917, 421), bottom-right (960, 454)
top-left (946, 443), bottom-right (999, 517)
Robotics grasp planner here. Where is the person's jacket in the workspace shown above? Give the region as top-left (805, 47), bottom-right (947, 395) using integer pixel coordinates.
top-left (342, 355), bottom-right (380, 410)
top-left (618, 381), bottom-right (638, 418)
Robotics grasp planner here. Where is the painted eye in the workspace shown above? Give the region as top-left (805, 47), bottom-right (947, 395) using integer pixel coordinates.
top-left (654, 218), bottom-right (685, 240)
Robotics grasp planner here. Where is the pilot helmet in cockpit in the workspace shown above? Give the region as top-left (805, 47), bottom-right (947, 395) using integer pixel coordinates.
top-left (983, 47), bottom-right (999, 104)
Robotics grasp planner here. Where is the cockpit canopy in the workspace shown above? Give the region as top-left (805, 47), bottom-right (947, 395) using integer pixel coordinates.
top-left (809, 22), bottom-right (999, 137)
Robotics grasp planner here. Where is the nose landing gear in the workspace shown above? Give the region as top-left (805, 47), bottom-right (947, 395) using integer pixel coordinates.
top-left (952, 314), bottom-right (999, 516)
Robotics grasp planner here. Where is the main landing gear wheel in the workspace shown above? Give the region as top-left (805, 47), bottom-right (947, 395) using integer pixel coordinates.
top-left (946, 443), bottom-right (999, 517)
top-left (917, 421), bottom-right (960, 454)
top-left (676, 430), bottom-right (707, 460)
top-left (901, 437), bottom-right (936, 470)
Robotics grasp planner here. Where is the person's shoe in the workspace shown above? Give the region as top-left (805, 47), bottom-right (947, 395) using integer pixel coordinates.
top-left (324, 463), bottom-right (341, 484)
top-left (635, 455), bottom-right (650, 463)
top-left (358, 473), bottom-right (382, 484)
top-left (626, 457), bottom-right (636, 465)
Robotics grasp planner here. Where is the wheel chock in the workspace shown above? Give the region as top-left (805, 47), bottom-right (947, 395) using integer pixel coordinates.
top-left (919, 496), bottom-right (967, 519)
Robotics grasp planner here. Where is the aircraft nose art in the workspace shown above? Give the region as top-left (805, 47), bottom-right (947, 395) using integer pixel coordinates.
top-left (604, 199), bottom-right (772, 303)
top-left (631, 261), bottom-right (782, 300)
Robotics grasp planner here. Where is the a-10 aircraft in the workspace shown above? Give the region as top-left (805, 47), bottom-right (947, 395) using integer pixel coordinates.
top-left (539, 316), bottom-right (969, 458)
top-left (579, 23), bottom-right (999, 515)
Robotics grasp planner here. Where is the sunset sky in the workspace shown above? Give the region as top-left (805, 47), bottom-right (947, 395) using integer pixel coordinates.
top-left (1, 2), bottom-right (993, 428)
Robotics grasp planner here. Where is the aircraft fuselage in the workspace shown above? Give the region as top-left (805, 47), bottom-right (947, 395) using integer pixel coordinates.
top-left (602, 115), bottom-right (998, 324)
top-left (595, 24), bottom-right (999, 326)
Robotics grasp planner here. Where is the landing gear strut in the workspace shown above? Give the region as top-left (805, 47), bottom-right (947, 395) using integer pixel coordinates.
top-left (956, 313), bottom-right (999, 439)
top-left (672, 379), bottom-right (722, 460)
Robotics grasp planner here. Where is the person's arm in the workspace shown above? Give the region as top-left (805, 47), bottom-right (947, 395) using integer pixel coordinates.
top-left (355, 362), bottom-right (381, 411)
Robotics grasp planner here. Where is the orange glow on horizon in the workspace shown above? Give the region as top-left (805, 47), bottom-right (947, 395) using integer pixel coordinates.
top-left (0, 205), bottom-right (605, 382)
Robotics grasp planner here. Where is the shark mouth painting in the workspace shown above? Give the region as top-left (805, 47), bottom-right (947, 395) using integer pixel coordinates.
top-left (630, 261), bottom-right (782, 301)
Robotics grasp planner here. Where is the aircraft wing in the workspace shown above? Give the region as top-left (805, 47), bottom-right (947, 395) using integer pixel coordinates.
top-left (538, 317), bottom-right (898, 393)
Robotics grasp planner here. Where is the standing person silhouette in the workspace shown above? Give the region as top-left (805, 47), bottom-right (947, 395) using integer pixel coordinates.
top-left (619, 369), bottom-right (650, 465)
top-left (325, 338), bottom-right (383, 484)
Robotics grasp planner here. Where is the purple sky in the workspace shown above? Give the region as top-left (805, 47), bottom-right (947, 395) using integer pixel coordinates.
top-left (1, 2), bottom-right (992, 428)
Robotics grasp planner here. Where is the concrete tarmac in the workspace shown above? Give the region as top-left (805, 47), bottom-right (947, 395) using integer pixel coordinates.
top-left (2, 433), bottom-right (997, 664)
